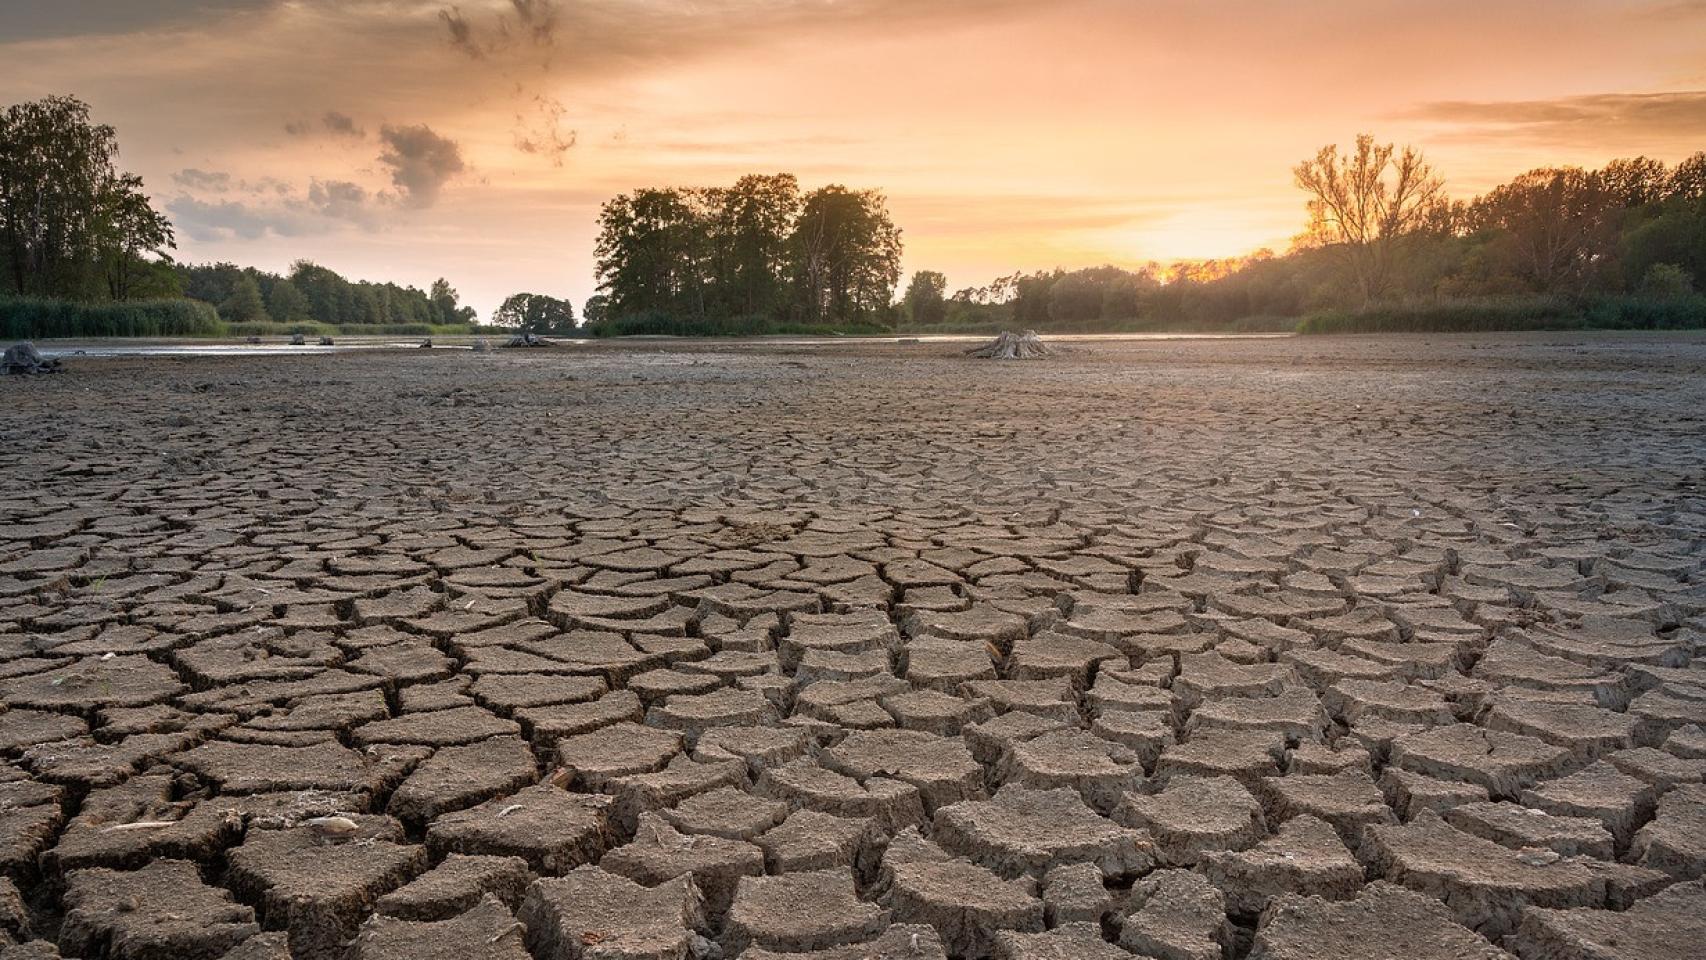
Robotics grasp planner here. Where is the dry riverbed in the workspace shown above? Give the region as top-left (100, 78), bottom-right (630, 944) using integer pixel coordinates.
top-left (1, 332), bottom-right (1704, 959)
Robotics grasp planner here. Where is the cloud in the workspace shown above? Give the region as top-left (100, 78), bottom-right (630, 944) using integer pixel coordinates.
top-left (378, 123), bottom-right (466, 207)
top-left (286, 110), bottom-right (367, 139)
top-left (0, 0), bottom-right (274, 41)
top-left (172, 168), bottom-right (233, 192)
top-left (438, 5), bottom-right (483, 59)
top-left (514, 95), bottom-right (576, 166)
top-left (166, 195), bottom-right (319, 241)
top-left (307, 178), bottom-right (380, 226)
top-left (1403, 90), bottom-right (1706, 147)
top-left (505, 0), bottom-right (560, 46)
top-left (322, 111), bottom-right (365, 138)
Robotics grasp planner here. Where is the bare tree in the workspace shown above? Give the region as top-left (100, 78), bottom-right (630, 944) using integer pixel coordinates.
top-left (1293, 135), bottom-right (1444, 305)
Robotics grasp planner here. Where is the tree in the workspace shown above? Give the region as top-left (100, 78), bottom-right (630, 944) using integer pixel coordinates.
top-left (0, 95), bottom-right (174, 301)
top-left (582, 294), bottom-right (609, 328)
top-left (267, 278), bottom-right (311, 320)
top-left (94, 173), bottom-right (174, 300)
top-left (707, 174), bottom-right (800, 317)
top-left (1599, 156), bottom-right (1669, 208)
top-left (1293, 135), bottom-right (1444, 304)
top-left (789, 185), bottom-right (902, 326)
top-left (1468, 168), bottom-right (1614, 293)
top-left (220, 274), bottom-right (269, 323)
top-left (594, 188), bottom-right (713, 321)
top-left (494, 292), bottom-right (576, 335)
top-left (903, 270), bottom-right (947, 326)
top-left (429, 277), bottom-right (476, 324)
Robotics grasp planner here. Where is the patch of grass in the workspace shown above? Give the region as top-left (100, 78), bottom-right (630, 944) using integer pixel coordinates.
top-left (588, 311), bottom-right (890, 337)
top-left (225, 321), bottom-right (475, 337)
top-left (1296, 295), bottom-right (1706, 334)
top-left (1, 297), bottom-right (223, 339)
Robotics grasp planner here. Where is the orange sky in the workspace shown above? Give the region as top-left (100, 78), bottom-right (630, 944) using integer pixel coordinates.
top-left (3, 0), bottom-right (1704, 316)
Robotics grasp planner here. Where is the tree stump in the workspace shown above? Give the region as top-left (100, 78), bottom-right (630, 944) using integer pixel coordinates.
top-left (2, 343), bottom-right (62, 375)
top-left (967, 330), bottom-right (1052, 360)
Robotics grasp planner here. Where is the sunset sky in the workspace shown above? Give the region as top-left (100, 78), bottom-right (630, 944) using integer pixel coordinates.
top-left (3, 0), bottom-right (1704, 316)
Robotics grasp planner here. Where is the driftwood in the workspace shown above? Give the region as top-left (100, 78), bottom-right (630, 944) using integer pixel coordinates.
top-left (2, 342), bottom-right (62, 375)
top-left (505, 332), bottom-right (552, 348)
top-left (967, 330), bottom-right (1052, 360)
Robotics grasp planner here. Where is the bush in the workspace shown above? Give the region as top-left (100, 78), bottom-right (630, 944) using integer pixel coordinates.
top-left (1638, 263), bottom-right (1695, 300)
top-left (1296, 295), bottom-right (1706, 334)
top-left (0, 297), bottom-right (224, 339)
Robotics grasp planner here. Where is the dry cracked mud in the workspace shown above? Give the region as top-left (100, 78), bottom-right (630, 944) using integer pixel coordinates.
top-left (1, 332), bottom-right (1704, 959)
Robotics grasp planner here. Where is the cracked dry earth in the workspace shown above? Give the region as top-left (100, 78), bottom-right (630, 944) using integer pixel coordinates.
top-left (1, 334), bottom-right (1705, 960)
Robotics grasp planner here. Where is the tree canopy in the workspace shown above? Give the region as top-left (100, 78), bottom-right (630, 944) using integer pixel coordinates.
top-left (0, 95), bottom-right (175, 302)
top-left (592, 174), bottom-right (901, 333)
top-left (493, 292), bottom-right (576, 335)
top-left (178, 260), bottom-right (477, 327)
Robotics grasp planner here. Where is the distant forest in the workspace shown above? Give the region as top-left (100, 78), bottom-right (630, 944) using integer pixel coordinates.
top-left (3, 92), bottom-right (1703, 338)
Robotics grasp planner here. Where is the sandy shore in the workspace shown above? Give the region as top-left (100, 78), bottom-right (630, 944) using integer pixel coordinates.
top-left (1, 332), bottom-right (1703, 959)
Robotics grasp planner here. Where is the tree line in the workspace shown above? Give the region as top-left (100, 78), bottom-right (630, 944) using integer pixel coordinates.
top-left (916, 137), bottom-right (1705, 331)
top-left (591, 174), bottom-right (902, 334)
top-left (6, 91), bottom-right (1700, 338)
top-left (179, 261), bottom-right (477, 328)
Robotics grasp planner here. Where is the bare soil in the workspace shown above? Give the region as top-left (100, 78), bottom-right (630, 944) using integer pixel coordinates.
top-left (1, 332), bottom-right (1704, 959)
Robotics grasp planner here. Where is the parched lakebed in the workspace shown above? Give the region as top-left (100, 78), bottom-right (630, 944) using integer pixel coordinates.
top-left (1, 332), bottom-right (1704, 960)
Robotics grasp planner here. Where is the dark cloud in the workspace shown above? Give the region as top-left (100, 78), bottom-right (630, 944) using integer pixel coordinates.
top-left (378, 124), bottom-right (466, 208)
top-left (438, 5), bottom-right (483, 59)
top-left (172, 168), bottom-right (233, 192)
top-left (506, 0), bottom-right (560, 46)
top-left (1404, 90), bottom-right (1706, 146)
top-left (322, 111), bottom-right (365, 139)
top-left (285, 111), bottom-right (367, 139)
top-left (0, 0), bottom-right (274, 41)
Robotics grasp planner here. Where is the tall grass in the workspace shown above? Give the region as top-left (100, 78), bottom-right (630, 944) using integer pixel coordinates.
top-left (1297, 295), bottom-right (1706, 334)
top-left (588, 310), bottom-right (890, 337)
top-left (1, 297), bottom-right (223, 339)
top-left (223, 321), bottom-right (473, 337)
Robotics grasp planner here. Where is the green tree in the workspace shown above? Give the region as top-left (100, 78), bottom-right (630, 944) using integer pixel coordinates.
top-left (594, 188), bottom-right (713, 322)
top-left (582, 294), bottom-right (609, 329)
top-left (494, 292), bottom-right (576, 334)
top-left (707, 174), bottom-right (800, 317)
top-left (220, 274), bottom-right (269, 323)
top-left (429, 277), bottom-right (476, 324)
top-left (267, 278), bottom-right (311, 320)
top-left (1468, 168), bottom-right (1614, 293)
top-left (0, 95), bottom-right (174, 300)
top-left (789, 185), bottom-right (902, 326)
top-left (903, 270), bottom-right (948, 326)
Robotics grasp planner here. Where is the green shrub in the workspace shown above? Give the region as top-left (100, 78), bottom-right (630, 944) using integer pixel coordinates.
top-left (1638, 263), bottom-right (1696, 300)
top-left (0, 297), bottom-right (224, 339)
